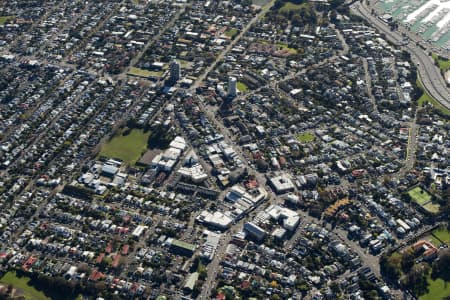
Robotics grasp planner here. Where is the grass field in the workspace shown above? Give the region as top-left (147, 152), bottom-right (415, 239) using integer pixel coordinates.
top-left (416, 78), bottom-right (450, 116)
top-left (224, 28), bottom-right (238, 38)
top-left (427, 234), bottom-right (441, 247)
top-left (408, 186), bottom-right (431, 205)
top-left (432, 227), bottom-right (450, 245)
top-left (422, 202), bottom-right (440, 214)
top-left (127, 67), bottom-right (163, 78)
top-left (276, 42), bottom-right (298, 54)
top-left (237, 81), bottom-right (248, 93)
top-left (407, 186), bottom-right (440, 214)
top-left (252, 0), bottom-right (272, 5)
top-left (432, 53), bottom-right (450, 71)
top-left (419, 275), bottom-right (450, 300)
top-left (279, 2), bottom-right (309, 13)
top-left (297, 132), bottom-right (315, 143)
top-left (0, 16), bottom-right (13, 25)
top-left (99, 128), bottom-right (150, 165)
top-left (178, 59), bottom-right (191, 68)
top-left (0, 271), bottom-right (50, 300)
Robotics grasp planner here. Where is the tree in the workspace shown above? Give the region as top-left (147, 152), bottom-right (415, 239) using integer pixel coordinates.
top-left (401, 249), bottom-right (415, 273)
top-left (432, 249), bottom-right (450, 281)
top-left (77, 263), bottom-right (91, 275)
top-left (255, 159), bottom-right (269, 172)
top-left (402, 263), bottom-right (430, 297)
top-left (380, 253), bottom-right (401, 281)
top-left (329, 0), bottom-right (345, 9)
top-left (291, 14), bottom-right (303, 26)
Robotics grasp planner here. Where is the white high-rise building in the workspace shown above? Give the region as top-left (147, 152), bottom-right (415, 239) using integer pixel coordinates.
top-left (169, 59), bottom-right (181, 83)
top-left (228, 76), bottom-right (237, 97)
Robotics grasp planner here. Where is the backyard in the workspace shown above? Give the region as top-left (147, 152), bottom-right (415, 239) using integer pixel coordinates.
top-left (276, 42), bottom-right (298, 54)
top-left (237, 81), bottom-right (249, 93)
top-left (297, 132), bottom-right (315, 143)
top-left (0, 16), bottom-right (13, 25)
top-left (224, 28), bottom-right (238, 38)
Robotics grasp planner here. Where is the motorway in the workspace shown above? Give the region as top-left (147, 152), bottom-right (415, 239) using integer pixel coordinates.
top-left (351, 1), bottom-right (450, 111)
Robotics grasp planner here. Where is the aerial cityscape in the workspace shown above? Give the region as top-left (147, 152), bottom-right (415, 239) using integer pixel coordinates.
top-left (0, 0), bottom-right (449, 299)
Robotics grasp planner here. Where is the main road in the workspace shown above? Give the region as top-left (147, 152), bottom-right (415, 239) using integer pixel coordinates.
top-left (350, 1), bottom-right (450, 111)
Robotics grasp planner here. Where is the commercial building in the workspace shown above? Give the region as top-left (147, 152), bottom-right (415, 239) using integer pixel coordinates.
top-left (196, 211), bottom-right (233, 230)
top-left (151, 136), bottom-right (187, 172)
top-left (243, 222), bottom-right (267, 242)
top-left (200, 231), bottom-right (221, 261)
top-left (169, 59), bottom-right (181, 83)
top-left (268, 174), bottom-right (295, 194)
top-left (266, 204), bottom-right (300, 231)
top-left (228, 76), bottom-right (237, 98)
top-left (168, 238), bottom-right (196, 256)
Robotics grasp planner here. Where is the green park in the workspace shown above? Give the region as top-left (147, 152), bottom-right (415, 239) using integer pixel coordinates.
top-left (0, 271), bottom-right (49, 300)
top-left (99, 128), bottom-right (151, 165)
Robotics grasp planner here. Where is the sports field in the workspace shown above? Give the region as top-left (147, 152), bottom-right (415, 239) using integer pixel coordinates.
top-left (432, 227), bottom-right (450, 245)
top-left (422, 202), bottom-right (440, 214)
top-left (407, 187), bottom-right (431, 205)
top-left (407, 187), bottom-right (440, 213)
top-left (99, 129), bottom-right (150, 165)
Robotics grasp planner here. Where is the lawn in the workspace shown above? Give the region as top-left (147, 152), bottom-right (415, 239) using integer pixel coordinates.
top-left (279, 1), bottom-right (309, 13)
top-left (431, 53), bottom-right (450, 71)
top-left (178, 59), bottom-right (192, 68)
top-left (416, 78), bottom-right (450, 117)
top-left (127, 67), bottom-right (162, 78)
top-left (99, 128), bottom-right (150, 165)
top-left (419, 275), bottom-right (450, 300)
top-left (427, 234), bottom-right (441, 247)
top-left (237, 81), bottom-right (248, 93)
top-left (422, 202), bottom-right (440, 214)
top-left (252, 0), bottom-right (272, 5)
top-left (297, 132), bottom-right (315, 143)
top-left (407, 186), bottom-right (431, 205)
top-left (224, 28), bottom-right (238, 38)
top-left (0, 271), bottom-right (50, 300)
top-left (432, 227), bottom-right (450, 245)
top-left (276, 42), bottom-right (298, 54)
top-left (0, 16), bottom-right (13, 25)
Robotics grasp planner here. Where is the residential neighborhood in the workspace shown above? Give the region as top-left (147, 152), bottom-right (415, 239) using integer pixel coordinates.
top-left (0, 0), bottom-right (449, 300)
